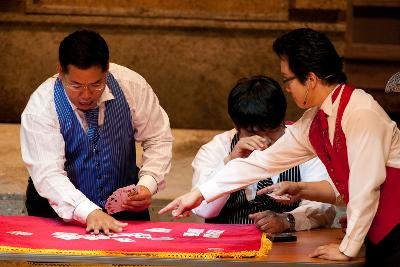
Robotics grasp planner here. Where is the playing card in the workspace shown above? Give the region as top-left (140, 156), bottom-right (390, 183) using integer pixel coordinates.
top-left (267, 192), bottom-right (291, 201)
top-left (105, 184), bottom-right (139, 214)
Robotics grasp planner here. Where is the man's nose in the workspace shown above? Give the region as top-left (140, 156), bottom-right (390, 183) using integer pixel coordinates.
top-left (81, 85), bottom-right (92, 98)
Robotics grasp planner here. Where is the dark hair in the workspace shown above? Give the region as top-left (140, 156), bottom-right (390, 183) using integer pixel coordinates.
top-left (228, 75), bottom-right (286, 131)
top-left (59, 29), bottom-right (109, 73)
top-left (273, 28), bottom-right (347, 85)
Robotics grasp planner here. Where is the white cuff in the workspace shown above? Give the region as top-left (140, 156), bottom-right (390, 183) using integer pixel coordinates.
top-left (198, 179), bottom-right (225, 202)
top-left (73, 199), bottom-right (101, 224)
top-left (339, 234), bottom-right (364, 258)
top-left (137, 174), bottom-right (158, 195)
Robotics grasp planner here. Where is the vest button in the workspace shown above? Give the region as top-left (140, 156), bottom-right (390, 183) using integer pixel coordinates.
top-left (330, 168), bottom-right (334, 172)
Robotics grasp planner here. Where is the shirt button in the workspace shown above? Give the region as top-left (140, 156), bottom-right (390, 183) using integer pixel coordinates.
top-left (330, 168), bottom-right (334, 172)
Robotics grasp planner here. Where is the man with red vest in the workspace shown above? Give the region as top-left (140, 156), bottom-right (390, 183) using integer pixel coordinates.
top-left (160, 28), bottom-right (400, 265)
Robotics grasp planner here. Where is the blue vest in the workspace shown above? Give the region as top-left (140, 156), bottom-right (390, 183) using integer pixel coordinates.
top-left (54, 73), bottom-right (137, 208)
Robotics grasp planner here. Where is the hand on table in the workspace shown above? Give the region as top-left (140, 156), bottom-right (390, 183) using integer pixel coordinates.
top-left (249, 210), bottom-right (290, 234)
top-left (86, 209), bottom-right (128, 235)
top-left (158, 188), bottom-right (204, 218)
top-left (122, 185), bottom-right (152, 212)
top-left (309, 243), bottom-right (351, 261)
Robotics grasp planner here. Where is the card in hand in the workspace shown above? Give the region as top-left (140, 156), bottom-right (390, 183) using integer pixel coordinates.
top-left (267, 192), bottom-right (291, 201)
top-left (105, 184), bottom-right (139, 214)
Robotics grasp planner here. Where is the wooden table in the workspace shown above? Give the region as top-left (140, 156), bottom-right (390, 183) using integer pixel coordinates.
top-left (0, 228), bottom-right (365, 266)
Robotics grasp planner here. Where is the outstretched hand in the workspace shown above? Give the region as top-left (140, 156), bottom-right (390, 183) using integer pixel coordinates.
top-left (257, 181), bottom-right (302, 204)
top-left (158, 189), bottom-right (204, 218)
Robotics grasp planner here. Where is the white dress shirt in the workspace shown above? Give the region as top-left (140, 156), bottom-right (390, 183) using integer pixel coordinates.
top-left (20, 63), bottom-right (173, 223)
top-left (192, 128), bottom-right (336, 231)
top-left (198, 85), bottom-right (400, 257)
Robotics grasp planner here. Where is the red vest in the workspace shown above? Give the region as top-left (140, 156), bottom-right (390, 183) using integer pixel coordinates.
top-left (309, 84), bottom-right (400, 244)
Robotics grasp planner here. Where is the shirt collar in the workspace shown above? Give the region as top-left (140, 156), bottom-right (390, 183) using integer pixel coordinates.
top-left (319, 84), bottom-right (343, 117)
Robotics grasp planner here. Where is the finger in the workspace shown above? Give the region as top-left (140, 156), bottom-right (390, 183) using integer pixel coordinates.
top-left (257, 184), bottom-right (279, 195)
top-left (309, 245), bottom-right (326, 258)
top-left (159, 199), bottom-right (180, 214)
top-left (259, 222), bottom-right (272, 233)
top-left (247, 135), bottom-right (267, 145)
top-left (117, 221), bottom-right (128, 227)
top-left (237, 142), bottom-right (257, 152)
top-left (256, 216), bottom-right (273, 229)
top-left (127, 194), bottom-right (145, 201)
top-left (128, 192), bottom-right (150, 201)
top-left (245, 139), bottom-right (264, 150)
top-left (248, 212), bottom-right (262, 220)
top-left (123, 199), bottom-right (150, 207)
top-left (174, 210), bottom-right (191, 219)
top-left (111, 219), bottom-right (128, 231)
top-left (92, 226), bottom-right (100, 235)
top-left (103, 225), bottom-right (110, 235)
top-left (109, 224), bottom-right (123, 233)
top-left (171, 205), bottom-right (185, 217)
top-left (250, 137), bottom-right (270, 149)
top-left (252, 211), bottom-right (273, 225)
top-left (86, 224), bottom-right (94, 233)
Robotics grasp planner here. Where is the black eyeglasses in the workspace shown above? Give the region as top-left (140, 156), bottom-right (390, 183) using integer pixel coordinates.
top-left (282, 76), bottom-right (297, 84)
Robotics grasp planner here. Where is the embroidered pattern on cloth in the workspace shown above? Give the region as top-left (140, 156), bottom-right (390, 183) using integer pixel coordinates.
top-left (0, 216), bottom-right (272, 259)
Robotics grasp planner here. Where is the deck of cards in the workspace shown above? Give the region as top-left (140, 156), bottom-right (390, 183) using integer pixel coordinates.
top-left (105, 184), bottom-right (139, 214)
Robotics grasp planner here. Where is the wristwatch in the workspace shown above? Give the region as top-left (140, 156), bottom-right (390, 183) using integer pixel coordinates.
top-left (286, 213), bottom-right (296, 232)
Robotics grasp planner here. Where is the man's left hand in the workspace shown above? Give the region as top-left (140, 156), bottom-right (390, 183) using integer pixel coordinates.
top-left (122, 185), bottom-right (152, 212)
top-left (309, 243), bottom-right (351, 261)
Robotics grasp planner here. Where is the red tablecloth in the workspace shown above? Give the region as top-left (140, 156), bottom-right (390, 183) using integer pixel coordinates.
top-left (0, 216), bottom-right (271, 259)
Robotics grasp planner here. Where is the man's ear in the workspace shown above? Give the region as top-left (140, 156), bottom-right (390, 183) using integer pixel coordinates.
top-left (57, 63), bottom-right (63, 76)
top-left (306, 72), bottom-right (318, 89)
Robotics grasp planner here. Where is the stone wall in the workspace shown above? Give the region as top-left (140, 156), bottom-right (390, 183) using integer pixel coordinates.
top-left (0, 0), bottom-right (346, 129)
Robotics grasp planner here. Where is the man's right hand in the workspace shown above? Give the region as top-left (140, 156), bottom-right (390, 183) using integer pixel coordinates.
top-left (225, 135), bottom-right (268, 163)
top-left (86, 209), bottom-right (128, 235)
top-left (158, 188), bottom-right (204, 218)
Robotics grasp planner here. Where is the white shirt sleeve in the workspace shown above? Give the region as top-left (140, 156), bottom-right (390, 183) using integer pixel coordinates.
top-left (339, 103), bottom-right (394, 257)
top-left (191, 130), bottom-right (233, 218)
top-left (288, 200), bottom-right (336, 231)
top-left (198, 118), bottom-right (317, 203)
top-left (20, 79), bottom-right (100, 224)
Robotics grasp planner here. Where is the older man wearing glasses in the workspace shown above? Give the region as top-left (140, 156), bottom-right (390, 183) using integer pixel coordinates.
top-left (20, 29), bottom-right (173, 234)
